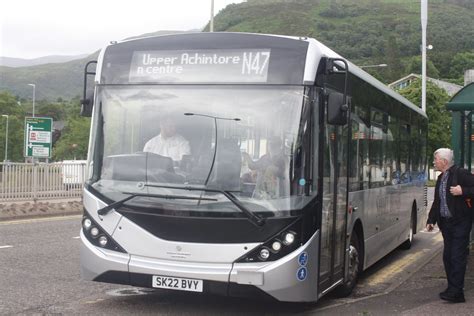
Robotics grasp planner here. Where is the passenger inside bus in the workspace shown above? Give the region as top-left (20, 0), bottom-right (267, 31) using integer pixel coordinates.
top-left (242, 137), bottom-right (287, 199)
top-left (143, 115), bottom-right (191, 163)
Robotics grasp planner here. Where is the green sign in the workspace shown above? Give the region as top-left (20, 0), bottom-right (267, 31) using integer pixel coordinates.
top-left (24, 117), bottom-right (53, 158)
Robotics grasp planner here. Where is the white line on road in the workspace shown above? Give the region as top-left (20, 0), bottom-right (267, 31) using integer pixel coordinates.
top-left (0, 245), bottom-right (13, 249)
top-left (73, 236), bottom-right (80, 239)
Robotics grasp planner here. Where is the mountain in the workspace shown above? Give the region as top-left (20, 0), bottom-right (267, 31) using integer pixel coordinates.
top-left (210, 0), bottom-right (473, 82)
top-left (0, 54), bottom-right (89, 68)
top-left (0, 31), bottom-right (189, 101)
top-left (1, 0), bottom-right (473, 101)
top-left (0, 51), bottom-right (100, 101)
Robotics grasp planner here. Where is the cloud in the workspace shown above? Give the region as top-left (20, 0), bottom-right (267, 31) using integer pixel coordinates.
top-left (1, 0), bottom-right (245, 59)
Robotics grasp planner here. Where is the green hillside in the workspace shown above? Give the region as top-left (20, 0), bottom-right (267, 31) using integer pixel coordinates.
top-left (0, 51), bottom-right (99, 101)
top-left (211, 0), bottom-right (474, 82)
top-left (1, 0), bottom-right (473, 101)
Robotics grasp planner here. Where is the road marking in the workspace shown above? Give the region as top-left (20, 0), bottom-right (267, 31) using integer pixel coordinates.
top-left (0, 245), bottom-right (13, 249)
top-left (83, 298), bottom-right (105, 304)
top-left (364, 250), bottom-right (426, 287)
top-left (363, 233), bottom-right (443, 288)
top-left (0, 215), bottom-right (82, 226)
top-left (73, 236), bottom-right (80, 239)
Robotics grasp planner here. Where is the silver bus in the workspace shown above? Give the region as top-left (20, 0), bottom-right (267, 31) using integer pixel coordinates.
top-left (79, 32), bottom-right (427, 302)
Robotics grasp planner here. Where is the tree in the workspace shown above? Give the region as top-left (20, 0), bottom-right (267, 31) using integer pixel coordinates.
top-left (0, 91), bottom-right (27, 162)
top-left (405, 56), bottom-right (441, 79)
top-left (399, 79), bottom-right (451, 159)
top-left (37, 102), bottom-right (66, 121)
top-left (449, 51), bottom-right (474, 80)
top-left (52, 115), bottom-right (90, 161)
top-left (384, 35), bottom-right (404, 83)
top-left (52, 99), bottom-right (90, 161)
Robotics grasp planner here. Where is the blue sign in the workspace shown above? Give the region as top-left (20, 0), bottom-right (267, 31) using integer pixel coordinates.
top-left (298, 252), bottom-right (308, 266)
top-left (297, 267), bottom-right (307, 281)
top-left (299, 178), bottom-right (306, 186)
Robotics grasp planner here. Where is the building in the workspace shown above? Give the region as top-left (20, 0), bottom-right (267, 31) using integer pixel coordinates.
top-left (389, 73), bottom-right (462, 96)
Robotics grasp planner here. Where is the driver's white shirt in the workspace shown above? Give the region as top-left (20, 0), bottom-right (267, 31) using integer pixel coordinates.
top-left (143, 134), bottom-right (190, 161)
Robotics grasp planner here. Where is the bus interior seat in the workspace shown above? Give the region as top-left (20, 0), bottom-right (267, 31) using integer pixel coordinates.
top-left (212, 137), bottom-right (242, 191)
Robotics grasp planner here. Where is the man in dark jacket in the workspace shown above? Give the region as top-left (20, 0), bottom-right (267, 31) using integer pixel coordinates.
top-left (427, 148), bottom-right (474, 303)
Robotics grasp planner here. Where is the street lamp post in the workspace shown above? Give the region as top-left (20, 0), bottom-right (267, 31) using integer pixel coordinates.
top-left (210, 0), bottom-right (215, 32)
top-left (359, 63), bottom-right (388, 69)
top-left (421, 0), bottom-right (428, 113)
top-left (2, 115), bottom-right (9, 163)
top-left (28, 83), bottom-right (36, 117)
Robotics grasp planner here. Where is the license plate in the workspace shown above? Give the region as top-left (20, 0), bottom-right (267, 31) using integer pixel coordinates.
top-left (152, 275), bottom-right (203, 292)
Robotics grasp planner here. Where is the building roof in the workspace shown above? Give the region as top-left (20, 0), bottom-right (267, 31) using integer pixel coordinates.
top-left (389, 73), bottom-right (463, 96)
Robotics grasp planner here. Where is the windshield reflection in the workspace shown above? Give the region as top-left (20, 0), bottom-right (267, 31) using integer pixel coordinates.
top-left (88, 85), bottom-right (314, 217)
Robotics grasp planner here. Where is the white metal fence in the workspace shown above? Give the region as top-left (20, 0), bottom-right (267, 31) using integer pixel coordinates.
top-left (0, 161), bottom-right (87, 201)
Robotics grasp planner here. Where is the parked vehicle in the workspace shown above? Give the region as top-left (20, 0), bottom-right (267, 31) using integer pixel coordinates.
top-left (61, 160), bottom-right (86, 190)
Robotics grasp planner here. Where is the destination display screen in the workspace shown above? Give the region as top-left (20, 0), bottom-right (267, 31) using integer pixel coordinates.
top-left (129, 49), bottom-right (271, 83)
top-left (100, 33), bottom-right (308, 85)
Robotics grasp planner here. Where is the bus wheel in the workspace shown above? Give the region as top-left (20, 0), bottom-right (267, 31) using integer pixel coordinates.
top-left (335, 232), bottom-right (361, 297)
top-left (400, 211), bottom-right (415, 250)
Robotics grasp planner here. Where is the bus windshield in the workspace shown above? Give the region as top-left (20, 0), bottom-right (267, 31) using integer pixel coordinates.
top-left (88, 85), bottom-right (314, 218)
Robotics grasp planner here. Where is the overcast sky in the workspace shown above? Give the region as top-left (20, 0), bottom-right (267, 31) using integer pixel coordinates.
top-left (0, 0), bottom-right (246, 59)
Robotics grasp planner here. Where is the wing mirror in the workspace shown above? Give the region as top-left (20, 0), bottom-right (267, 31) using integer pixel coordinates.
top-left (324, 57), bottom-right (349, 126)
top-left (81, 61), bottom-right (97, 117)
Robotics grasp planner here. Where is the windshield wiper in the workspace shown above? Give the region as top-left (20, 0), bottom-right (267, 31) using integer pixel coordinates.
top-left (97, 192), bottom-right (217, 216)
top-left (144, 184), bottom-right (266, 227)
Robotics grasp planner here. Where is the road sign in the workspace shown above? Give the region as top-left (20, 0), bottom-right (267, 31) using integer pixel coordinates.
top-left (24, 117), bottom-right (53, 158)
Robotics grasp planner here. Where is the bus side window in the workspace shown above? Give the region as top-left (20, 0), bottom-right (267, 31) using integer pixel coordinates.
top-left (349, 104), bottom-right (369, 191)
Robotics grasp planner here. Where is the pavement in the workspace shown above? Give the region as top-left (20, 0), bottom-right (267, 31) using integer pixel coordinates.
top-left (317, 240), bottom-right (474, 315)
top-left (317, 186), bottom-right (474, 315)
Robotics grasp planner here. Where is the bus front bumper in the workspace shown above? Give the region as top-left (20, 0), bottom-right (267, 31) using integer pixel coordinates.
top-left (80, 230), bottom-right (320, 302)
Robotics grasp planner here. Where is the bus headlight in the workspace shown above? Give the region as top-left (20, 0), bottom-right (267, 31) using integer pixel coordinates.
top-left (283, 232), bottom-right (295, 245)
top-left (236, 220), bottom-right (302, 263)
top-left (271, 241), bottom-right (282, 252)
top-left (83, 218), bottom-right (92, 230)
top-left (81, 212), bottom-right (126, 253)
top-left (90, 227), bottom-right (100, 237)
top-left (98, 236), bottom-right (108, 247)
top-left (259, 248), bottom-right (270, 260)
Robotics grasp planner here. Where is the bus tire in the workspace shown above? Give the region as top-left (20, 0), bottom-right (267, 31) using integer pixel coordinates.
top-left (400, 209), bottom-right (416, 250)
top-left (335, 231), bottom-right (361, 297)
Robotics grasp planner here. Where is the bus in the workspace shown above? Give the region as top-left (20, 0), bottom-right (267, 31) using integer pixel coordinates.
top-left (79, 32), bottom-right (427, 302)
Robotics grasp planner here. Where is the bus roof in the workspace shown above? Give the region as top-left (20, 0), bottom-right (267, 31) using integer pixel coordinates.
top-left (97, 32), bottom-right (425, 118)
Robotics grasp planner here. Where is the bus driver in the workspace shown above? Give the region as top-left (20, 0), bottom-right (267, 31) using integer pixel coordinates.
top-left (143, 115), bottom-right (191, 162)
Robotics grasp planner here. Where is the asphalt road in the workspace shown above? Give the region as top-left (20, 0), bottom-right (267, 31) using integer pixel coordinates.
top-left (0, 207), bottom-right (442, 315)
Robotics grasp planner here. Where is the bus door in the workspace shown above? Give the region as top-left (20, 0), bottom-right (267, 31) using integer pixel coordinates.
top-left (318, 89), bottom-right (349, 294)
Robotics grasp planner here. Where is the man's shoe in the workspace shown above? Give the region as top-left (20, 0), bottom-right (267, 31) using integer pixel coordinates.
top-left (439, 288), bottom-right (449, 298)
top-left (440, 291), bottom-right (465, 303)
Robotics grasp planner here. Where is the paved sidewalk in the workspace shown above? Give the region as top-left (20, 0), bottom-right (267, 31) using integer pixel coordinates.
top-left (318, 242), bottom-right (474, 315)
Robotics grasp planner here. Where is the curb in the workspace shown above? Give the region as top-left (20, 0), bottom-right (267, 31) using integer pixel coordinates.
top-left (0, 198), bottom-right (83, 222)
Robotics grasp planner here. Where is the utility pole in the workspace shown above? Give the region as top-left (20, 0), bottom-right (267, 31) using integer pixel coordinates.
top-left (2, 115), bottom-right (8, 162)
top-left (210, 0), bottom-right (214, 32)
top-left (28, 83), bottom-right (36, 117)
top-left (421, 0), bottom-right (427, 113)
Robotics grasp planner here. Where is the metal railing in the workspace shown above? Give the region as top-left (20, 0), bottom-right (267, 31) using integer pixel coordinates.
top-left (0, 161), bottom-right (87, 201)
